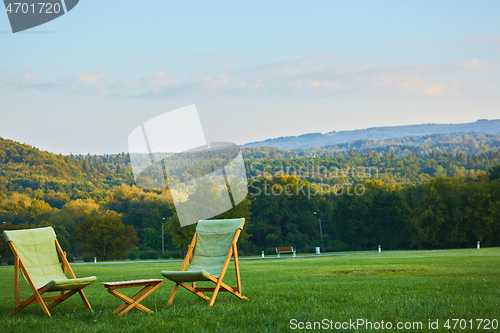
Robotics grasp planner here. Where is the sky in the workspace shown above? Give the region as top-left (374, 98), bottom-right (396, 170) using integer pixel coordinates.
top-left (1, 0), bottom-right (499, 155)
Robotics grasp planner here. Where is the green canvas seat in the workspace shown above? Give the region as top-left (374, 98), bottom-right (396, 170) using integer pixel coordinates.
top-left (3, 227), bottom-right (96, 317)
top-left (162, 270), bottom-right (211, 283)
top-left (46, 276), bottom-right (97, 291)
top-left (161, 218), bottom-right (249, 306)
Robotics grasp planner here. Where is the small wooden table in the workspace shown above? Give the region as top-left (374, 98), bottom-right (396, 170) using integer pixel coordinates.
top-left (103, 279), bottom-right (164, 315)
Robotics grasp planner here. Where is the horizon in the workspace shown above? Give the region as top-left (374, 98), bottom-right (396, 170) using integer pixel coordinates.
top-left (1, 1), bottom-right (500, 155)
top-left (245, 117), bottom-right (500, 144)
top-left (1, 117), bottom-right (499, 156)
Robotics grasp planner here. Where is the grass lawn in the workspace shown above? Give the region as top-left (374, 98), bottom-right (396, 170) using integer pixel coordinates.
top-left (0, 248), bottom-right (498, 332)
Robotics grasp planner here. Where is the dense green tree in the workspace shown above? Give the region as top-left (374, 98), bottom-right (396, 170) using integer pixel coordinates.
top-left (0, 222), bottom-right (22, 264)
top-left (75, 213), bottom-right (138, 260)
top-left (165, 212), bottom-right (196, 256)
top-left (142, 227), bottom-right (161, 251)
top-left (489, 164), bottom-right (500, 181)
top-left (412, 178), bottom-right (467, 248)
top-left (1, 136), bottom-right (500, 257)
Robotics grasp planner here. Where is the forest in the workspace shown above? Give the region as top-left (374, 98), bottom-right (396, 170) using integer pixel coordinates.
top-left (0, 131), bottom-right (499, 263)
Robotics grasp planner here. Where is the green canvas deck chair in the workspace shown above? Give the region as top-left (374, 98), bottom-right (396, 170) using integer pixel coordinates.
top-left (161, 218), bottom-right (249, 306)
top-left (3, 227), bottom-right (97, 317)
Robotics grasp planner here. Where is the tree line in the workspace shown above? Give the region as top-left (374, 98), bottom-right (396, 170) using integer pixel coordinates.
top-left (245, 166), bottom-right (500, 253)
top-left (0, 136), bottom-right (499, 263)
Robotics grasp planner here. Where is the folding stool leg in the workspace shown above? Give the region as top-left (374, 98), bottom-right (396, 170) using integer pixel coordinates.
top-left (114, 286), bottom-right (151, 313)
top-left (106, 281), bottom-right (163, 315)
top-left (108, 289), bottom-right (152, 315)
top-left (120, 281), bottom-right (163, 315)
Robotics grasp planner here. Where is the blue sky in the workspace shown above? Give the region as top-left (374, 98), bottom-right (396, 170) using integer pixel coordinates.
top-left (1, 1), bottom-right (499, 154)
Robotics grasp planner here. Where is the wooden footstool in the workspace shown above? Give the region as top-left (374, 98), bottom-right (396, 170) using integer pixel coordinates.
top-left (103, 279), bottom-right (164, 315)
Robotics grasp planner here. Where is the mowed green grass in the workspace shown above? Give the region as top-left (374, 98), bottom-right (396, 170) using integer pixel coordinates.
top-left (0, 249), bottom-right (499, 332)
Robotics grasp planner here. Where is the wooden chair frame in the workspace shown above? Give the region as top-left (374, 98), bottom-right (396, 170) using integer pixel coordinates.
top-left (167, 228), bottom-right (249, 306)
top-left (7, 238), bottom-right (93, 317)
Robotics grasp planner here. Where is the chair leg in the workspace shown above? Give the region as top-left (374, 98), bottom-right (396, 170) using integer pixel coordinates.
top-left (33, 287), bottom-right (51, 317)
top-left (218, 281), bottom-right (249, 300)
top-left (167, 283), bottom-right (179, 305)
top-left (47, 289), bottom-right (79, 309)
top-left (78, 290), bottom-right (93, 311)
top-left (180, 282), bottom-right (210, 301)
top-left (208, 281), bottom-right (223, 307)
top-left (10, 256), bottom-right (51, 316)
top-left (14, 257), bottom-right (19, 308)
top-left (10, 294), bottom-right (38, 315)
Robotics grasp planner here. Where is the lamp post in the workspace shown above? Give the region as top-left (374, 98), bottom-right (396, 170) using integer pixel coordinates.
top-left (162, 218), bottom-right (165, 255)
top-left (313, 212), bottom-right (325, 249)
top-left (0, 223), bottom-right (3, 265)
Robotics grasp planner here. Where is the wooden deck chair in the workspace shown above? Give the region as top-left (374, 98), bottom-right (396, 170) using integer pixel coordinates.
top-left (161, 218), bottom-right (249, 306)
top-left (3, 227), bottom-right (97, 317)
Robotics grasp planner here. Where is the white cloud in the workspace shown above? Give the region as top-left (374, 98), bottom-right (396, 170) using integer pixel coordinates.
top-left (465, 35), bottom-right (500, 52)
top-left (466, 35), bottom-right (500, 44)
top-left (21, 74), bottom-right (39, 83)
top-left (79, 72), bottom-right (104, 84)
top-left (149, 72), bottom-right (181, 86)
top-left (0, 55), bottom-right (498, 100)
top-left (456, 59), bottom-right (495, 71)
top-left (361, 71), bottom-right (451, 97)
top-left (76, 72), bottom-right (121, 95)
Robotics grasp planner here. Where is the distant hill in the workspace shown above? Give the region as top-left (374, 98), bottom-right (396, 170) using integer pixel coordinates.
top-left (321, 132), bottom-right (500, 155)
top-left (0, 137), bottom-right (133, 203)
top-left (243, 119), bottom-right (500, 149)
top-left (242, 131), bottom-right (500, 161)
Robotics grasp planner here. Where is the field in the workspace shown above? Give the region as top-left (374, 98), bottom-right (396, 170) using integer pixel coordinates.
top-left (0, 248), bottom-right (499, 332)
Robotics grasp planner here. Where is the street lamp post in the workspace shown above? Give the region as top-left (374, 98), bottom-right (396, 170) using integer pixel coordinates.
top-left (162, 218), bottom-right (165, 255)
top-left (313, 212), bottom-right (325, 249)
top-left (0, 223), bottom-right (3, 265)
